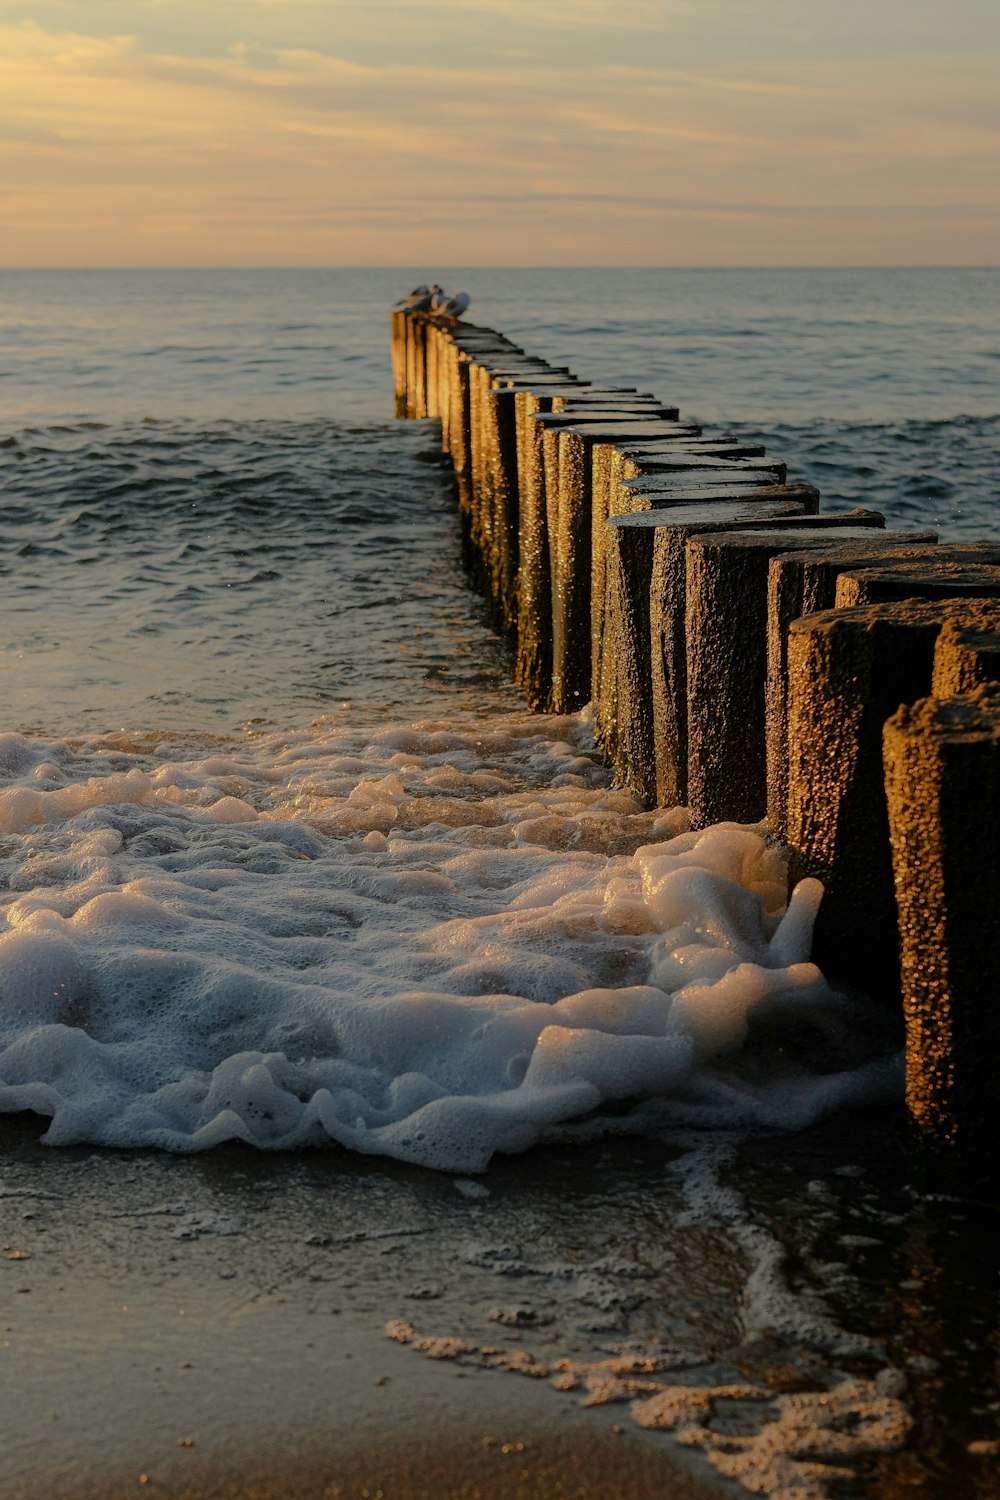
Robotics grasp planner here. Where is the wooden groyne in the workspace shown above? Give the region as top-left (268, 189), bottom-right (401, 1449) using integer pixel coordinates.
top-left (391, 300), bottom-right (1000, 1192)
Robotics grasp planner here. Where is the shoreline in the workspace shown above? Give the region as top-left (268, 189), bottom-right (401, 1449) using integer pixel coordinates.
top-left (3, 1111), bottom-right (999, 1499)
top-left (1, 1117), bottom-right (731, 1500)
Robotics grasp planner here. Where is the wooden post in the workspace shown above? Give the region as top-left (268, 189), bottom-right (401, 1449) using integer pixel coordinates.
top-left (474, 368), bottom-right (588, 624)
top-left (513, 396), bottom-right (677, 707)
top-left (442, 334), bottom-right (519, 527)
top-left (403, 314), bottom-right (419, 419)
top-left (467, 362), bottom-right (558, 581)
top-left (618, 448), bottom-right (787, 487)
top-left (390, 310), bottom-right (408, 417)
top-left (412, 315), bottom-right (430, 419)
top-left (785, 597), bottom-right (1000, 1002)
top-left (590, 439), bottom-right (794, 709)
top-left (592, 483), bottom-right (819, 770)
top-left (424, 319), bottom-right (441, 420)
top-left (834, 555), bottom-right (1000, 606)
top-left (547, 419), bottom-right (705, 713)
top-left (764, 533), bottom-right (940, 839)
top-left (600, 499), bottom-right (813, 805)
top-left (685, 518), bottom-right (887, 830)
top-left (884, 688), bottom-right (1000, 1191)
top-left (447, 347), bottom-right (474, 540)
top-left (932, 613), bottom-right (1000, 696)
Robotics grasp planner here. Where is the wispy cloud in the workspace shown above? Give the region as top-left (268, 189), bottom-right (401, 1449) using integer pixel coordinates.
top-left (0, 11), bottom-right (997, 265)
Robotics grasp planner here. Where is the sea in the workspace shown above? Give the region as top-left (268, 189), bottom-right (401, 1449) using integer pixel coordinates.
top-left (1, 267), bottom-right (999, 1496)
top-left (1, 262), bottom-right (998, 1155)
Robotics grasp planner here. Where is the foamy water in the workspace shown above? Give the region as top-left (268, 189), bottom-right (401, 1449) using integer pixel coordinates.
top-left (0, 711), bottom-right (898, 1169)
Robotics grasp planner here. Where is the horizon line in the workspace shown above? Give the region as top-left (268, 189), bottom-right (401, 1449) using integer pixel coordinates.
top-left (1, 263), bottom-right (998, 274)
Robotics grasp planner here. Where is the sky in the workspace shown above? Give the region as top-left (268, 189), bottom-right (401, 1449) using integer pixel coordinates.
top-left (1, 0), bottom-right (998, 267)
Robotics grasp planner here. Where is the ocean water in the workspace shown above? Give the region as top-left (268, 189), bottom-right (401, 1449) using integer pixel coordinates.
top-left (0, 267), bottom-right (997, 1167)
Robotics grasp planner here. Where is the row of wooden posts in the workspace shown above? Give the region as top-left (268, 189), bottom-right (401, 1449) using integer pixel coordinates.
top-left (391, 307), bottom-right (1000, 1192)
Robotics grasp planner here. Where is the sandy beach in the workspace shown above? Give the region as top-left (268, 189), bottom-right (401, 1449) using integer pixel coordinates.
top-left (2, 1117), bottom-right (730, 1500)
top-left (4, 1109), bottom-right (999, 1499)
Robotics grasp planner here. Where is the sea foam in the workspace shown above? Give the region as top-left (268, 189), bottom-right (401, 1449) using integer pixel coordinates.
top-left (0, 712), bottom-right (900, 1170)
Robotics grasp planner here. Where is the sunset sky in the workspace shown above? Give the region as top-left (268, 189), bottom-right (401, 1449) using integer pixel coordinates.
top-left (2, 0), bottom-right (998, 267)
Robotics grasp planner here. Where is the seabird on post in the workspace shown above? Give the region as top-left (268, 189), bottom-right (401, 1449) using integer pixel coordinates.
top-left (438, 291), bottom-right (470, 322)
top-left (394, 283), bottom-right (443, 311)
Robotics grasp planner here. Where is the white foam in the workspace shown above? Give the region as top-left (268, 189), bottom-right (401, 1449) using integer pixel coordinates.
top-left (0, 713), bottom-right (900, 1171)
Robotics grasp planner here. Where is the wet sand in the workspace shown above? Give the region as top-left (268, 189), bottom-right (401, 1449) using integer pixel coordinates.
top-left (13, 1425), bottom-right (725, 1500)
top-left (2, 1113), bottom-right (999, 1499)
top-left (1, 1118), bottom-right (732, 1500)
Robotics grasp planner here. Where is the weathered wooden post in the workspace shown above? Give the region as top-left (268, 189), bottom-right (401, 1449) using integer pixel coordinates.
top-left (544, 418), bottom-right (707, 712)
top-left (527, 417), bottom-right (700, 710)
top-left (834, 555), bottom-right (1000, 607)
top-left (497, 387), bottom-right (662, 678)
top-left (932, 614), bottom-right (1000, 695)
top-left (684, 518), bottom-right (887, 829)
top-left (390, 310), bottom-right (408, 417)
top-left (590, 438), bottom-right (785, 709)
top-left (546, 423), bottom-right (772, 714)
top-left (477, 372), bottom-right (584, 629)
top-left (592, 481), bottom-right (817, 767)
top-left (403, 313), bottom-right (422, 419)
top-left (514, 398), bottom-right (679, 707)
top-left (424, 319), bottom-right (441, 420)
top-left (443, 333), bottom-right (520, 522)
top-left (467, 360), bottom-right (568, 592)
top-left (884, 687), bottom-right (1000, 1191)
top-left (600, 498), bottom-right (816, 804)
top-left (481, 374), bottom-right (599, 636)
top-left (413, 315), bottom-right (432, 420)
top-left (786, 597), bottom-right (1000, 1001)
top-left (764, 535), bottom-right (947, 838)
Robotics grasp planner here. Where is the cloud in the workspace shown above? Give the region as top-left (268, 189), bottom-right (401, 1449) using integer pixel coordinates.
top-left (0, 17), bottom-right (997, 265)
top-left (245, 0), bottom-right (680, 27)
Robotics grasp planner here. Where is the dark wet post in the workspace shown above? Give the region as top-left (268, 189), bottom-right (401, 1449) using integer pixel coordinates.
top-left (443, 334), bottom-right (518, 553)
top-left (434, 324), bottom-right (451, 452)
top-left (513, 417), bottom-right (692, 710)
top-left (448, 346), bottom-right (475, 537)
top-left (785, 598), bottom-right (1000, 1001)
top-left (595, 487), bottom-right (817, 776)
top-left (764, 534), bottom-right (941, 839)
top-left (483, 386), bottom-right (533, 637)
top-left (884, 689), bottom-right (1000, 1192)
top-left (684, 517), bottom-right (886, 829)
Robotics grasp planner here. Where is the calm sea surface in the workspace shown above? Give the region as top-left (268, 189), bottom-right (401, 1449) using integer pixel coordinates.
top-left (1, 266), bottom-right (997, 734)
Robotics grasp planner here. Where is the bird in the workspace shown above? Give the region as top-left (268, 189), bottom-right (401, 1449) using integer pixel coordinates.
top-left (394, 283), bottom-right (442, 312)
top-left (437, 291), bottom-right (470, 321)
